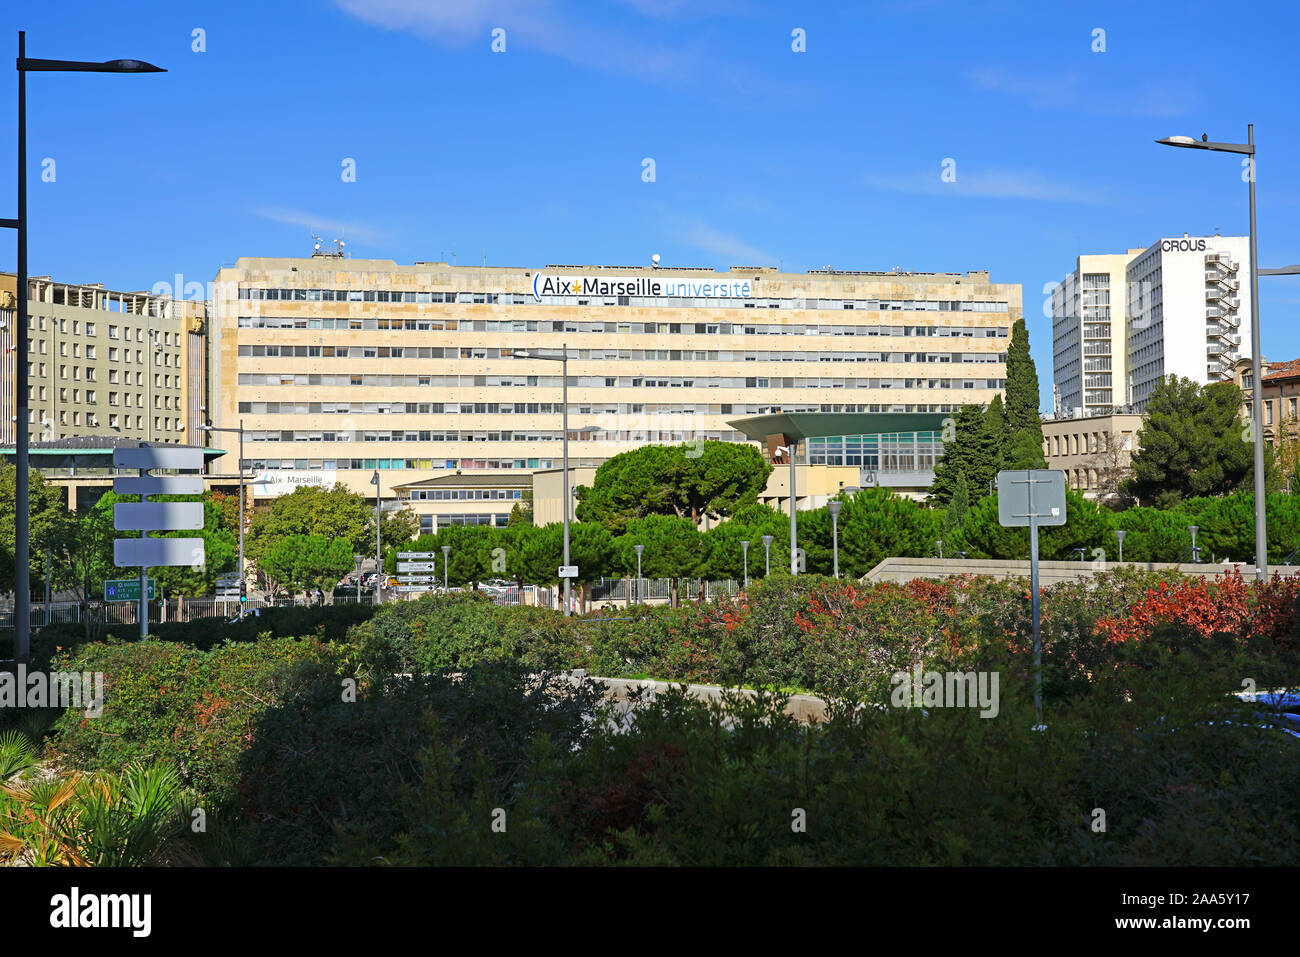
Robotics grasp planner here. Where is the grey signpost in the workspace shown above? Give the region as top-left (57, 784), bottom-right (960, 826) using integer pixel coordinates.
top-left (997, 469), bottom-right (1067, 728)
top-left (112, 446), bottom-right (206, 639)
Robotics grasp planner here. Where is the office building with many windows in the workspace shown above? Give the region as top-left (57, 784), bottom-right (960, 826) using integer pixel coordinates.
top-left (209, 256), bottom-right (1022, 523)
top-left (0, 272), bottom-right (207, 446)
top-left (1052, 235), bottom-right (1252, 416)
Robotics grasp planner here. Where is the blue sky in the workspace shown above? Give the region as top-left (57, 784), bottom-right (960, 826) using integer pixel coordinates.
top-left (3, 0), bottom-right (1299, 409)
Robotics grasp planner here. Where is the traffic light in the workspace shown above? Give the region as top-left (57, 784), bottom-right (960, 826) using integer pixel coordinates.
top-left (239, 581), bottom-right (247, 603)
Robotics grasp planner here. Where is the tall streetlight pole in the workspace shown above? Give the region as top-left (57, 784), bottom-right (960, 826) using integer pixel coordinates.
top-left (778, 443), bottom-right (798, 574)
top-left (762, 534), bottom-right (773, 576)
top-left (634, 543), bottom-right (643, 605)
top-left (513, 345), bottom-right (572, 615)
top-left (441, 544), bottom-right (450, 592)
top-left (740, 540), bottom-right (749, 588)
top-left (202, 421), bottom-right (247, 619)
top-left (1157, 128), bottom-right (1265, 579)
top-left (1115, 529), bottom-right (1126, 564)
top-left (2, 31), bottom-right (164, 661)
top-left (370, 470), bottom-right (381, 605)
top-left (828, 500), bottom-right (842, 579)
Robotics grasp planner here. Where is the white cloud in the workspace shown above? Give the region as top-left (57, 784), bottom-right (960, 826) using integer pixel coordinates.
top-left (332, 0), bottom-right (698, 83)
top-left (675, 220), bottom-right (774, 264)
top-left (254, 206), bottom-right (385, 244)
top-left (863, 167), bottom-right (1110, 205)
top-left (970, 67), bottom-right (1186, 118)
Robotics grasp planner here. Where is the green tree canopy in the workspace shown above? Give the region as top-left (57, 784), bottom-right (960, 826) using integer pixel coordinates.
top-left (1122, 376), bottom-right (1257, 508)
top-left (576, 441), bottom-right (772, 532)
top-left (929, 404), bottom-right (991, 505)
top-left (260, 534), bottom-right (353, 597)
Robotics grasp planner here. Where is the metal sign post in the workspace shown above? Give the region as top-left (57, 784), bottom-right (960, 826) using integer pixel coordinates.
top-left (113, 446), bottom-right (206, 639)
top-left (997, 469), bottom-right (1067, 728)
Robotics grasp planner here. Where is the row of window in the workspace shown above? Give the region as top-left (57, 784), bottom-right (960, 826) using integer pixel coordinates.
top-left (30, 409), bottom-right (182, 433)
top-left (236, 401), bottom-right (962, 417)
top-left (244, 429), bottom-right (745, 445)
top-left (236, 344), bottom-right (1006, 364)
top-left (407, 489), bottom-right (525, 501)
top-left (237, 287), bottom-right (1012, 314)
top-left (236, 374), bottom-right (1006, 391)
top-left (237, 316), bottom-right (1010, 338)
top-left (246, 458), bottom-right (563, 472)
top-left (419, 513), bottom-right (510, 532)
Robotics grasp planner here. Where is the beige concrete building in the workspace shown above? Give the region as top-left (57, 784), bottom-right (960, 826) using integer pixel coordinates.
top-left (1041, 412), bottom-right (1144, 499)
top-left (1231, 355), bottom-right (1300, 446)
top-left (209, 255), bottom-right (1022, 522)
top-left (0, 272), bottom-right (207, 446)
top-left (1051, 251), bottom-right (1141, 416)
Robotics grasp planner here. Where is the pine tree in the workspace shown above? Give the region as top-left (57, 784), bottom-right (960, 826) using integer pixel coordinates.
top-left (1004, 318), bottom-right (1046, 468)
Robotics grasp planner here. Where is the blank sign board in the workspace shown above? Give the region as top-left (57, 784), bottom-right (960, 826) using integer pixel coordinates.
top-left (115, 537), bottom-right (205, 568)
top-left (997, 469), bottom-right (1067, 528)
top-left (112, 446), bottom-right (205, 472)
top-left (113, 475), bottom-right (205, 496)
top-left (114, 501), bottom-right (205, 532)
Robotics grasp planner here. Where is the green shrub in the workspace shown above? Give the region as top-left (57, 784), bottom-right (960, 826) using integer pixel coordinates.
top-left (47, 636), bottom-right (346, 801)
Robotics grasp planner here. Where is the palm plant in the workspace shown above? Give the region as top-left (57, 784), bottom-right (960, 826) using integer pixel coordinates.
top-left (0, 762), bottom-right (190, 867)
top-left (0, 731), bottom-right (37, 782)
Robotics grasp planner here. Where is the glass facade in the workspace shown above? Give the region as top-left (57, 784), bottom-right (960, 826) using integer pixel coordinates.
top-left (807, 431), bottom-right (944, 470)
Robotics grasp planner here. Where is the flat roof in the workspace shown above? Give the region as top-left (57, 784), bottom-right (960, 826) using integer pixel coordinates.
top-left (0, 438), bottom-right (225, 469)
top-left (727, 411), bottom-right (950, 443)
top-left (391, 471), bottom-right (532, 490)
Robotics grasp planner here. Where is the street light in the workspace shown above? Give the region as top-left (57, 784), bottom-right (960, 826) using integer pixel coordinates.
top-left (761, 534), bottom-right (774, 575)
top-left (633, 543), bottom-right (644, 605)
top-left (514, 345), bottom-right (572, 615)
top-left (740, 540), bottom-right (750, 588)
top-left (776, 444), bottom-right (798, 574)
top-left (370, 470), bottom-right (381, 605)
top-left (1188, 525), bottom-right (1201, 564)
top-left (202, 421), bottom-right (248, 619)
top-left (828, 500), bottom-right (842, 579)
top-left (1115, 529), bottom-right (1126, 564)
top-left (2, 31), bottom-right (165, 661)
top-left (937, 539), bottom-right (944, 560)
top-left (441, 544), bottom-right (451, 592)
top-left (1156, 128), bottom-right (1265, 579)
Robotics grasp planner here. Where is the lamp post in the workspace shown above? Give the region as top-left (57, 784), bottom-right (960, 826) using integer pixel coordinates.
top-left (441, 544), bottom-right (450, 592)
top-left (202, 420), bottom-right (247, 619)
top-left (740, 540), bottom-right (749, 588)
top-left (1188, 524), bottom-right (1200, 564)
top-left (370, 470), bottom-right (381, 605)
top-left (937, 539), bottom-right (944, 560)
top-left (355, 555), bottom-right (362, 603)
top-left (1157, 129), bottom-right (1265, 579)
top-left (777, 443), bottom-right (798, 574)
top-left (2, 32), bottom-right (165, 661)
top-left (761, 534), bottom-right (773, 576)
top-left (828, 500), bottom-right (842, 579)
top-left (633, 544), bottom-right (644, 605)
top-left (1115, 529), bottom-right (1126, 564)
top-left (514, 345), bottom-right (572, 615)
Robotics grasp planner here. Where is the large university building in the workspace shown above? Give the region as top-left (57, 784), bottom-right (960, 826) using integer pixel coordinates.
top-left (1051, 234), bottom-right (1252, 415)
top-left (209, 255), bottom-right (1022, 530)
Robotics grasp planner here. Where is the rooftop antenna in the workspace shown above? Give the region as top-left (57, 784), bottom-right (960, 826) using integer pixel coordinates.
top-left (311, 232), bottom-right (324, 257)
top-left (651, 253), bottom-right (661, 268)
top-left (483, 248), bottom-right (487, 268)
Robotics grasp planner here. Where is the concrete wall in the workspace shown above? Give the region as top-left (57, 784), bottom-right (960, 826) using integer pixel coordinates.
top-left (863, 556), bottom-right (1298, 586)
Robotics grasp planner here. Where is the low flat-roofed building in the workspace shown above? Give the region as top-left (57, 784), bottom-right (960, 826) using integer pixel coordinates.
top-left (1041, 412), bottom-right (1143, 500)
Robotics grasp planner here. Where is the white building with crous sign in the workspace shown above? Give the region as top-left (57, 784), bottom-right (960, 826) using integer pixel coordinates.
top-left (1125, 233), bottom-right (1252, 410)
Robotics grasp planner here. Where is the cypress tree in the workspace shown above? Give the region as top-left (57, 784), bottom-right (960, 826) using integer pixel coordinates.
top-left (944, 474), bottom-right (970, 532)
top-left (1005, 318), bottom-right (1046, 468)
